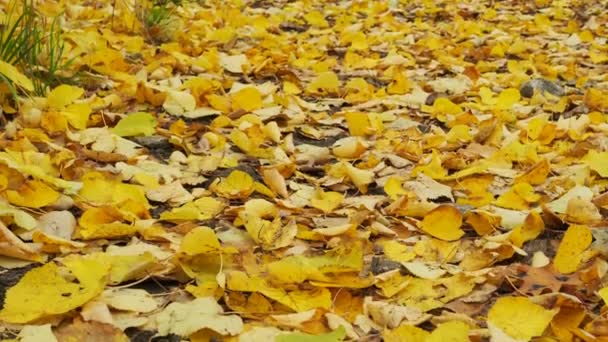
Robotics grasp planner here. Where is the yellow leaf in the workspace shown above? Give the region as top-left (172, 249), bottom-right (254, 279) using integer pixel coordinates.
top-left (332, 137), bottom-right (366, 159)
top-left (107, 252), bottom-right (157, 284)
top-left (381, 240), bottom-right (416, 263)
top-left (464, 210), bottom-right (500, 235)
top-left (394, 277), bottom-right (443, 312)
top-left (283, 81), bottom-right (301, 95)
top-left (432, 98), bottom-right (462, 119)
top-left (565, 197), bottom-right (601, 224)
top-left (384, 176), bottom-right (408, 200)
top-left (412, 150), bottom-right (447, 179)
top-left (267, 243), bottom-right (362, 284)
top-left (160, 197), bottom-right (225, 222)
top-left (590, 49), bottom-right (608, 64)
top-left (329, 162), bottom-right (374, 193)
top-left (344, 112), bottom-right (383, 136)
top-left (78, 206), bottom-right (137, 240)
top-left (231, 87), bottom-right (263, 112)
top-left (306, 71), bottom-right (340, 94)
top-left (0, 221), bottom-right (43, 261)
top-left (304, 11), bottom-right (328, 28)
top-left (244, 216), bottom-right (296, 250)
top-left (211, 170), bottom-right (255, 199)
top-left (17, 324), bottom-right (57, 342)
top-left (496, 88), bottom-right (521, 109)
top-left (0, 152), bottom-right (82, 194)
top-left (211, 28), bottom-right (241, 46)
top-left (101, 288), bottom-right (159, 313)
top-left (155, 297), bottom-right (243, 337)
top-left (584, 88), bottom-right (608, 112)
top-left (349, 32), bottom-right (368, 51)
top-left (79, 172), bottom-right (149, 214)
top-left (242, 198), bottom-right (278, 218)
top-left (387, 71), bottom-right (412, 95)
top-left (276, 327), bottom-right (346, 342)
top-left (479, 86), bottom-right (497, 105)
top-left (5, 179), bottom-right (60, 208)
top-left (0, 255), bottom-right (109, 323)
top-left (512, 183), bottom-right (540, 202)
top-left (47, 84), bottom-right (84, 110)
top-left (494, 187), bottom-right (529, 210)
top-left (180, 226), bottom-right (221, 255)
top-left (261, 168), bottom-right (288, 197)
top-left (227, 271), bottom-right (331, 312)
top-left (111, 112), bottom-right (157, 137)
top-left (310, 189), bottom-right (344, 213)
top-left (598, 287), bottom-right (608, 304)
top-left (488, 297), bottom-right (557, 341)
top-left (163, 90), bottom-right (197, 116)
top-left (514, 159), bottom-right (550, 185)
top-left (446, 124), bottom-right (471, 143)
top-left (383, 325), bottom-right (429, 342)
top-left (554, 224), bottom-right (592, 274)
top-left (427, 321), bottom-right (470, 342)
top-left (439, 273), bottom-right (475, 302)
top-left (0, 201), bottom-right (37, 230)
top-left (582, 150), bottom-right (608, 177)
top-left (207, 94), bottom-right (232, 113)
top-left (375, 272), bottom-right (410, 298)
top-left (62, 103), bottom-right (92, 130)
top-left (0, 60), bottom-right (33, 91)
top-left (509, 212), bottom-right (544, 247)
top-left (344, 112), bottom-right (367, 136)
top-left (420, 205), bottom-right (464, 241)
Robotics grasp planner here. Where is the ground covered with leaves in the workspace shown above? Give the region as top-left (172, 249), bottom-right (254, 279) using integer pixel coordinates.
top-left (1, 0), bottom-right (608, 341)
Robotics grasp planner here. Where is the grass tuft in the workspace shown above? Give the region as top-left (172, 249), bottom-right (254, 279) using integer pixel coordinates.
top-left (136, 1), bottom-right (182, 44)
top-left (0, 0), bottom-right (74, 98)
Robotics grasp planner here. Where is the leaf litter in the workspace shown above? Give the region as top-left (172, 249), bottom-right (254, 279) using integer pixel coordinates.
top-left (0, 0), bottom-right (608, 341)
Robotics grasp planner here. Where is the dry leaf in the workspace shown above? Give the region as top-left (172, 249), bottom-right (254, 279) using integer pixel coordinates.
top-left (488, 297), bottom-right (557, 341)
top-left (419, 205), bottom-right (464, 241)
top-left (554, 224), bottom-right (592, 274)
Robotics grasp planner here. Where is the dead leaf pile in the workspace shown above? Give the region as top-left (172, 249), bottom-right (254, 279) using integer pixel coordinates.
top-left (1, 0), bottom-right (608, 341)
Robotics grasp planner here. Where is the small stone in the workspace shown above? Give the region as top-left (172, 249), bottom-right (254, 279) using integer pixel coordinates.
top-left (520, 78), bottom-right (565, 98)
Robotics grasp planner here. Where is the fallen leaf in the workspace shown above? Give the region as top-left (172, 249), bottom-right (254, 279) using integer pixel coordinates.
top-left (582, 150), bottom-right (608, 177)
top-left (426, 321), bottom-right (470, 342)
top-left (419, 205), bottom-right (464, 241)
top-left (111, 112), bottom-right (157, 137)
top-left (276, 326), bottom-right (346, 342)
top-left (54, 318), bottom-right (128, 342)
top-left (220, 53), bottom-right (248, 73)
top-left (310, 189), bottom-right (344, 213)
top-left (364, 297), bottom-right (427, 328)
top-left (0, 255), bottom-right (110, 323)
top-left (17, 324), bottom-right (57, 342)
top-left (155, 297), bottom-right (243, 337)
top-left (163, 90), bottom-right (197, 116)
top-left (100, 288), bottom-right (158, 313)
top-left (488, 296), bottom-right (556, 341)
top-left (0, 60), bottom-right (33, 91)
top-left (554, 224), bottom-right (592, 274)
top-left (231, 87), bottom-right (263, 112)
top-left (179, 226), bottom-right (221, 255)
top-left (0, 221), bottom-right (42, 261)
top-left (383, 324), bottom-right (429, 342)
top-left (6, 179), bottom-right (60, 208)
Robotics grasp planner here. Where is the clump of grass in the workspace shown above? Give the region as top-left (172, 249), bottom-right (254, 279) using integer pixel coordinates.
top-left (135, 0), bottom-right (183, 44)
top-left (111, 0), bottom-right (182, 44)
top-left (0, 0), bottom-right (73, 98)
top-left (25, 16), bottom-right (75, 96)
top-left (0, 1), bottom-right (39, 66)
